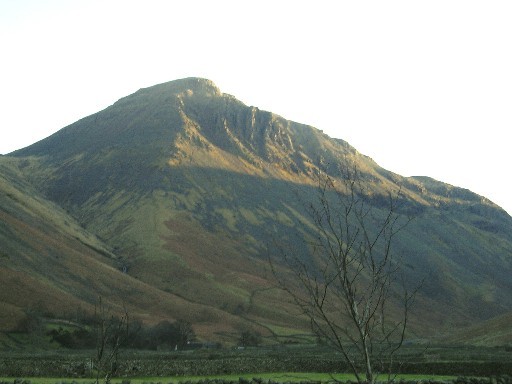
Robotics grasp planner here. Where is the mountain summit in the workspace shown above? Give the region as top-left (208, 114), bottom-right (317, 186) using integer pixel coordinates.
top-left (3, 78), bottom-right (512, 343)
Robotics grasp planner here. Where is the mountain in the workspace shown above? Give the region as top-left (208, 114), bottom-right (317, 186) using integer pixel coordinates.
top-left (2, 77), bottom-right (512, 343)
top-left (0, 156), bottom-right (252, 340)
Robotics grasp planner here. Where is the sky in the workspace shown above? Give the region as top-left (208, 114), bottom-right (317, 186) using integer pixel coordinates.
top-left (1, 1), bottom-right (511, 214)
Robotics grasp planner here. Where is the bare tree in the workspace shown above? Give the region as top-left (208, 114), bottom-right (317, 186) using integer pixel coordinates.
top-left (272, 164), bottom-right (418, 384)
top-left (175, 319), bottom-right (195, 349)
top-left (93, 297), bottom-right (130, 384)
top-left (238, 329), bottom-right (262, 347)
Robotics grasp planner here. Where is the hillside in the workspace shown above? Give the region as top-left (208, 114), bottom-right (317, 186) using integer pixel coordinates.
top-left (445, 311), bottom-right (512, 346)
top-left (0, 156), bottom-right (271, 341)
top-left (3, 77), bottom-right (512, 343)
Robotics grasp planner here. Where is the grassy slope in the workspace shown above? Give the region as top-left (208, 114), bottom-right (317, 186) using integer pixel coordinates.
top-left (444, 311), bottom-right (512, 346)
top-left (0, 158), bottom-right (265, 340)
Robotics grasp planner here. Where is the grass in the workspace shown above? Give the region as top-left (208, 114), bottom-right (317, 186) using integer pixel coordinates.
top-left (0, 373), bottom-right (459, 384)
top-left (142, 373), bottom-right (458, 383)
top-left (1, 344), bottom-right (510, 380)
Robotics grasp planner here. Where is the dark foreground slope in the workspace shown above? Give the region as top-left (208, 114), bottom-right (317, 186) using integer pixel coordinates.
top-left (5, 77), bottom-right (512, 342)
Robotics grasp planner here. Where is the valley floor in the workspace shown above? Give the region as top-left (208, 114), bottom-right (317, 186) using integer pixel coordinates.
top-left (0, 345), bottom-right (511, 378)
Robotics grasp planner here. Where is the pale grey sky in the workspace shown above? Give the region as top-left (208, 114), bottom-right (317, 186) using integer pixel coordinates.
top-left (1, 0), bottom-right (511, 214)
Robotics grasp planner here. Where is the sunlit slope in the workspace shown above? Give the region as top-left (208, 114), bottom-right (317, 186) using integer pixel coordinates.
top-left (8, 77), bottom-right (512, 340)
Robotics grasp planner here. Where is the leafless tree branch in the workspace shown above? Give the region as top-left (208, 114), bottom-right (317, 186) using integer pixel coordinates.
top-left (271, 164), bottom-right (419, 384)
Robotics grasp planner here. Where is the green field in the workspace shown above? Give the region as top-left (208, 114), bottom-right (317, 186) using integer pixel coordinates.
top-left (0, 373), bottom-right (461, 384)
top-left (0, 344), bottom-right (511, 380)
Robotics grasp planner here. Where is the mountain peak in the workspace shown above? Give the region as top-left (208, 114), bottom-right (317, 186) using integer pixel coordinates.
top-left (143, 77), bottom-right (222, 98)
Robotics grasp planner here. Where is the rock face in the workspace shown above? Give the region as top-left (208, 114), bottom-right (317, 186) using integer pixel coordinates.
top-left (3, 77), bottom-right (512, 342)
